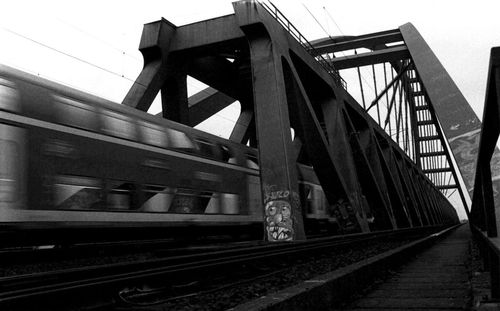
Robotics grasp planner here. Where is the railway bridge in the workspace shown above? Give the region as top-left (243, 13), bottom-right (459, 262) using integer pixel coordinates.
top-left (123, 0), bottom-right (470, 240)
top-left (121, 0), bottom-right (500, 306)
top-left (1, 0), bottom-right (500, 309)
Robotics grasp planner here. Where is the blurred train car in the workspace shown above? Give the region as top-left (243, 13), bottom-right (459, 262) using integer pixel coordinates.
top-left (0, 65), bottom-right (337, 245)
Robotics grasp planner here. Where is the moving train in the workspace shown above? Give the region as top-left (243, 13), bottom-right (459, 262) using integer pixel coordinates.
top-left (0, 65), bottom-right (341, 245)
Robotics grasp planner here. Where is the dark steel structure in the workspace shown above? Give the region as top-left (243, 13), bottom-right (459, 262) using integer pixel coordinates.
top-left (470, 47), bottom-right (500, 298)
top-left (123, 1), bottom-right (462, 241)
top-left (310, 24), bottom-right (472, 210)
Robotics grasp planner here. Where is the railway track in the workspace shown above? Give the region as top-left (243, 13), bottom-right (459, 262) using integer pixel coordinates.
top-left (0, 226), bottom-right (445, 310)
top-left (0, 236), bottom-right (267, 273)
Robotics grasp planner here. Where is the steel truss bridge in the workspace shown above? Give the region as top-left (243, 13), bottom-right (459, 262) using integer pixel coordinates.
top-left (120, 1), bottom-right (478, 238)
top-left (122, 1), bottom-right (484, 241)
top-left (0, 0), bottom-right (499, 303)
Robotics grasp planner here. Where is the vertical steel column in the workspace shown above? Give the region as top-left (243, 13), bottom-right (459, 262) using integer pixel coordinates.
top-left (122, 19), bottom-right (177, 111)
top-left (356, 51), bottom-right (366, 110)
top-left (372, 64), bottom-right (382, 126)
top-left (470, 47), bottom-right (500, 299)
top-left (230, 59), bottom-right (255, 144)
top-left (161, 56), bottom-right (189, 123)
top-left (241, 23), bottom-right (306, 241)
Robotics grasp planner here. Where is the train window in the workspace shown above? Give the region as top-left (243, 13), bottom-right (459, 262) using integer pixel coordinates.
top-left (139, 122), bottom-right (168, 148)
top-left (204, 192), bottom-right (241, 214)
top-left (317, 189), bottom-right (327, 212)
top-left (0, 77), bottom-right (19, 112)
top-left (220, 144), bottom-right (232, 162)
top-left (167, 129), bottom-right (195, 150)
top-left (54, 95), bottom-right (97, 130)
top-left (194, 171), bottom-right (221, 183)
top-left (0, 140), bottom-right (19, 202)
top-left (101, 110), bottom-right (136, 139)
top-left (43, 139), bottom-right (77, 159)
top-left (140, 185), bottom-right (175, 212)
top-left (245, 153), bottom-right (259, 169)
top-left (194, 138), bottom-right (216, 158)
top-left (106, 180), bottom-right (135, 210)
top-left (169, 188), bottom-right (212, 214)
top-left (220, 193), bottom-right (240, 214)
top-left (53, 175), bottom-right (103, 210)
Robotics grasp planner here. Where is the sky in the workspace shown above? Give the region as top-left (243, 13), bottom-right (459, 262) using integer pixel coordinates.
top-left (1, 0), bottom-right (499, 219)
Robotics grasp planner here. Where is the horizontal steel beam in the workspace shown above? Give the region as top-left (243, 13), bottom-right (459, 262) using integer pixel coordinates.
top-left (437, 184), bottom-right (458, 190)
top-left (423, 167), bottom-right (452, 174)
top-left (420, 151), bottom-right (447, 157)
top-left (417, 135), bottom-right (440, 141)
top-left (417, 120), bottom-right (434, 126)
top-left (170, 14), bottom-right (245, 52)
top-left (329, 46), bottom-right (410, 70)
top-left (415, 105), bottom-right (429, 111)
top-left (310, 29), bottom-right (403, 54)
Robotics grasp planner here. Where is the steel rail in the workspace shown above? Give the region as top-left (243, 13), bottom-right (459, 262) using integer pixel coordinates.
top-left (0, 226), bottom-right (445, 306)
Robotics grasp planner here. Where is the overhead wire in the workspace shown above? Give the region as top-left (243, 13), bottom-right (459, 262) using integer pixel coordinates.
top-left (1, 26), bottom-right (239, 126)
top-left (302, 4), bottom-right (333, 41)
top-left (2, 27), bottom-right (140, 84)
top-left (323, 6), bottom-right (344, 36)
top-left (54, 17), bottom-right (142, 62)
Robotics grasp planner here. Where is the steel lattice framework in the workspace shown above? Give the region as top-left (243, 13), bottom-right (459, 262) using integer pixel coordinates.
top-left (309, 25), bottom-right (470, 210)
top-left (122, 1), bottom-right (468, 240)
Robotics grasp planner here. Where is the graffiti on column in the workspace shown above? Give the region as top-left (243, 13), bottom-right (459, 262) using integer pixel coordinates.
top-left (265, 200), bottom-right (293, 241)
top-left (486, 146), bottom-right (500, 207)
top-left (448, 129), bottom-right (481, 195)
top-left (449, 127), bottom-right (500, 209)
top-left (263, 187), bottom-right (298, 241)
top-left (330, 197), bottom-right (361, 233)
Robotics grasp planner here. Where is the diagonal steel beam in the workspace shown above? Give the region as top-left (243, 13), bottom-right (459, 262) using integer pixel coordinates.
top-left (155, 87), bottom-right (235, 126)
top-left (186, 88), bottom-right (235, 126)
top-left (122, 19), bottom-right (176, 111)
top-left (328, 46), bottom-right (410, 70)
top-left (342, 109), bottom-right (398, 229)
top-left (282, 59), bottom-right (371, 232)
top-left (188, 56), bottom-right (239, 99)
top-left (229, 109), bottom-right (254, 144)
top-left (367, 63), bottom-right (410, 112)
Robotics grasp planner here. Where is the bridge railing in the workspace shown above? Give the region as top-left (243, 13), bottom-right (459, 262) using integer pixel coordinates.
top-left (256, 0), bottom-right (347, 90)
top-left (470, 46), bottom-right (500, 299)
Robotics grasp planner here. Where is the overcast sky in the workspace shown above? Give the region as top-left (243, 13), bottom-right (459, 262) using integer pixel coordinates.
top-left (1, 0), bottom-right (499, 117)
top-left (1, 0), bottom-right (498, 219)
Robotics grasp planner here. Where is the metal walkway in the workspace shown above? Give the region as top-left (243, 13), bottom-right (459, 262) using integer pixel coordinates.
top-left (344, 225), bottom-right (471, 310)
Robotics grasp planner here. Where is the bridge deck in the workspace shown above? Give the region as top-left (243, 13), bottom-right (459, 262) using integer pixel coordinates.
top-left (344, 225), bottom-right (471, 310)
